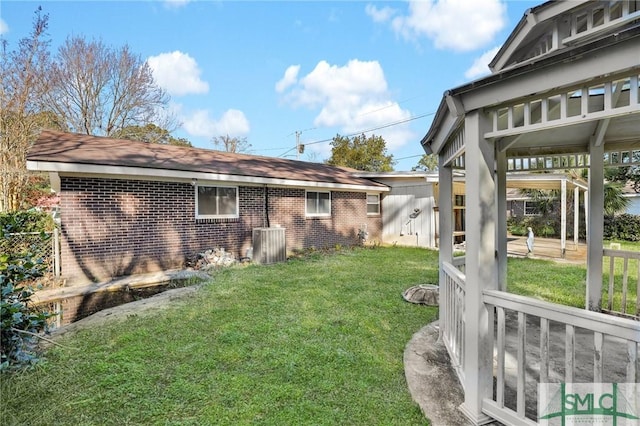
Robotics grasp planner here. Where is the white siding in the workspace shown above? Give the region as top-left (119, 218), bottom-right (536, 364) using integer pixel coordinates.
top-left (381, 183), bottom-right (436, 248)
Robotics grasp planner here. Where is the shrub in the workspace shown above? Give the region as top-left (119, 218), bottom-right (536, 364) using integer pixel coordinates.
top-left (0, 210), bottom-right (54, 234)
top-left (604, 214), bottom-right (640, 242)
top-left (0, 233), bottom-right (53, 372)
top-left (0, 254), bottom-right (52, 371)
top-left (508, 216), bottom-right (558, 238)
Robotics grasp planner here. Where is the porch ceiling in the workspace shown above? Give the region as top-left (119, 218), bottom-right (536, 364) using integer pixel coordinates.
top-left (505, 174), bottom-right (587, 191)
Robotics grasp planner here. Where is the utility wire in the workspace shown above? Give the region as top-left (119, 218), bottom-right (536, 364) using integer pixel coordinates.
top-left (301, 111), bottom-right (434, 147)
top-left (264, 110), bottom-right (436, 158)
top-left (395, 154), bottom-right (425, 161)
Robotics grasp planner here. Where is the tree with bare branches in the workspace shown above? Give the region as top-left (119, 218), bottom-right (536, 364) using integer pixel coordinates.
top-left (0, 9), bottom-right (175, 212)
top-left (113, 124), bottom-right (192, 147)
top-left (0, 8), bottom-right (60, 211)
top-left (43, 36), bottom-right (170, 137)
top-left (212, 134), bottom-right (252, 153)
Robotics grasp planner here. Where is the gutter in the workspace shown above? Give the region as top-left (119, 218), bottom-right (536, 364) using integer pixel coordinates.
top-left (26, 160), bottom-right (390, 193)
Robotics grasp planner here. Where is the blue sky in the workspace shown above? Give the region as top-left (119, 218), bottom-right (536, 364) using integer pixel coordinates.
top-left (1, 0), bottom-right (540, 170)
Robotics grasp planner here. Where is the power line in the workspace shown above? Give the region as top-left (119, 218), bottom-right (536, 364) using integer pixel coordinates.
top-left (266, 110), bottom-right (437, 158)
top-left (354, 94), bottom-right (428, 118)
top-left (395, 154), bottom-right (424, 161)
top-left (302, 111), bottom-right (435, 147)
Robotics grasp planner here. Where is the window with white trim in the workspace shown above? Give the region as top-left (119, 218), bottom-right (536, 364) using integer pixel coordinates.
top-left (524, 200), bottom-right (542, 216)
top-left (196, 185), bottom-right (238, 219)
top-left (367, 193), bottom-right (380, 215)
top-left (306, 191), bottom-right (331, 217)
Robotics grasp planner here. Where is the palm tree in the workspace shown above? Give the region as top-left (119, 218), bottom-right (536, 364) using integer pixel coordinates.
top-left (603, 181), bottom-right (629, 217)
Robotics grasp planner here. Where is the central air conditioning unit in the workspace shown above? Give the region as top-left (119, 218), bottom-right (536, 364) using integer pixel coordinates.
top-left (252, 227), bottom-right (286, 264)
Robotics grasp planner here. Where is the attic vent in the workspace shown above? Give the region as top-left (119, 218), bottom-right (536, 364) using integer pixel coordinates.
top-left (252, 227), bottom-right (286, 264)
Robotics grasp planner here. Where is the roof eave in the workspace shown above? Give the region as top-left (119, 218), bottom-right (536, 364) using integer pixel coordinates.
top-left (26, 160), bottom-right (390, 193)
top-left (489, 1), bottom-right (588, 72)
top-left (421, 24), bottom-right (640, 155)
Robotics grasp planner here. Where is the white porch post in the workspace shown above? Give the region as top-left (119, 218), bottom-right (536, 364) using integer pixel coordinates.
top-left (460, 111), bottom-right (495, 424)
top-left (574, 186), bottom-right (580, 247)
top-left (586, 140), bottom-right (604, 311)
top-left (561, 179), bottom-right (567, 256)
top-left (439, 156), bottom-right (454, 280)
top-left (497, 149), bottom-right (508, 291)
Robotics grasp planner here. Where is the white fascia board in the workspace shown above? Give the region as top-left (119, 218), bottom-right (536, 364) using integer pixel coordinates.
top-left (424, 109), bottom-right (463, 156)
top-left (491, 1), bottom-right (588, 72)
top-left (26, 160), bottom-right (389, 193)
top-left (461, 40), bottom-right (640, 112)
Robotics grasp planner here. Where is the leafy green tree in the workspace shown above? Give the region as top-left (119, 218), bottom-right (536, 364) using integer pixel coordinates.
top-left (581, 168), bottom-right (631, 216)
top-left (326, 133), bottom-right (395, 172)
top-left (212, 135), bottom-right (251, 153)
top-left (604, 182), bottom-right (630, 217)
top-left (113, 124), bottom-right (192, 147)
top-left (413, 154), bottom-right (438, 172)
top-left (605, 166), bottom-right (640, 193)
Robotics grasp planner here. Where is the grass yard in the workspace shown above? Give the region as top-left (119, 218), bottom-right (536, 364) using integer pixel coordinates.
top-left (3, 242), bottom-right (638, 425)
top-left (507, 257), bottom-right (588, 308)
top-left (1, 246), bottom-right (438, 426)
top-left (506, 240), bottom-right (639, 312)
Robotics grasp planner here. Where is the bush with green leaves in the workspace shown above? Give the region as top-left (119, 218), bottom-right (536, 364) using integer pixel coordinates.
top-left (0, 210), bottom-right (54, 234)
top-left (508, 216), bottom-right (558, 238)
top-left (604, 214), bottom-right (640, 242)
top-left (0, 249), bottom-right (52, 372)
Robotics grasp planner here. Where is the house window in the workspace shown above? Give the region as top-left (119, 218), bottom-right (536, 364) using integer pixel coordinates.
top-left (306, 191), bottom-right (331, 217)
top-left (524, 200), bottom-right (542, 216)
top-left (367, 194), bottom-right (380, 215)
top-left (196, 185), bottom-right (238, 219)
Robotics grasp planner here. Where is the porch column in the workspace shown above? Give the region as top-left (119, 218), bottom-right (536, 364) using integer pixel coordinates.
top-left (460, 110), bottom-right (495, 425)
top-left (497, 149), bottom-right (507, 291)
top-left (561, 179), bottom-right (567, 256)
top-left (574, 186), bottom-right (580, 247)
top-left (586, 140), bottom-right (604, 311)
top-left (438, 157), bottom-right (454, 276)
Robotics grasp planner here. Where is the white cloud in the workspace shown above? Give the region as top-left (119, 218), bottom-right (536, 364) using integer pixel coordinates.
top-left (365, 4), bottom-right (396, 23)
top-left (465, 46), bottom-right (501, 80)
top-left (386, 0), bottom-right (506, 52)
top-left (181, 108), bottom-right (250, 138)
top-left (277, 59), bottom-right (414, 153)
top-left (147, 51), bottom-right (209, 96)
top-left (0, 18), bottom-right (8, 35)
top-left (275, 65), bottom-right (300, 93)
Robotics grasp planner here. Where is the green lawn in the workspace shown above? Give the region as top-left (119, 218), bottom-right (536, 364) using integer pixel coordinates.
top-left (508, 241), bottom-right (639, 312)
top-left (3, 243), bottom-right (638, 425)
top-left (1, 247), bottom-right (438, 426)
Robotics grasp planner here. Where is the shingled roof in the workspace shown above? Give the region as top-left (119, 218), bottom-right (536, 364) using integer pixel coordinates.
top-left (27, 130), bottom-right (388, 191)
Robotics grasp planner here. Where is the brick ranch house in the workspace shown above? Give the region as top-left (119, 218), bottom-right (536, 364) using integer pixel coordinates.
top-left (27, 130), bottom-right (389, 286)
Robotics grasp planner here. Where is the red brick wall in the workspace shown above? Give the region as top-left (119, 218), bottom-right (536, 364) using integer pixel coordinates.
top-left (59, 177), bottom-right (382, 285)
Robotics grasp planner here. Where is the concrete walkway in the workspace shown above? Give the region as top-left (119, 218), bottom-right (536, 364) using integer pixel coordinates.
top-left (404, 312), bottom-right (635, 425)
top-left (403, 239), bottom-right (634, 425)
top-left (507, 235), bottom-right (587, 263)
top-left (404, 321), bottom-right (472, 425)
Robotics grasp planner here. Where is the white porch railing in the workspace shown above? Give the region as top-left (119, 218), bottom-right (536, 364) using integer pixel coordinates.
top-left (441, 260), bottom-right (466, 386)
top-left (439, 259), bottom-right (640, 425)
top-left (483, 290), bottom-right (640, 425)
top-left (603, 248), bottom-right (640, 319)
